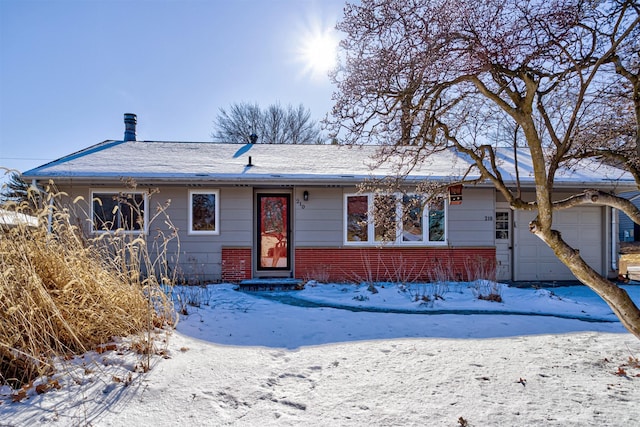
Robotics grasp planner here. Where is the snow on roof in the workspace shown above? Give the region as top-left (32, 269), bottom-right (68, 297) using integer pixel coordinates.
top-left (490, 147), bottom-right (633, 186)
top-left (21, 140), bottom-right (634, 188)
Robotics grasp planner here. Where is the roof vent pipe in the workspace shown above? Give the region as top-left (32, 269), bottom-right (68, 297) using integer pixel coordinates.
top-left (124, 113), bottom-right (137, 141)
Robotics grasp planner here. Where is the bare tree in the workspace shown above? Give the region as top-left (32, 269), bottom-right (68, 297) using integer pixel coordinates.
top-left (212, 102), bottom-right (325, 144)
top-left (575, 3), bottom-right (640, 182)
top-left (328, 0), bottom-right (640, 338)
top-left (213, 102), bottom-right (263, 144)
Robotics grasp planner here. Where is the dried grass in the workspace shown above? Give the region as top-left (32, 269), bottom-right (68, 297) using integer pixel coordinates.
top-left (463, 255), bottom-right (501, 302)
top-left (1, 185), bottom-right (176, 388)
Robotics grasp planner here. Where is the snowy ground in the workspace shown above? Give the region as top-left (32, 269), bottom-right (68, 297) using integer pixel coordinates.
top-left (2, 282), bottom-right (640, 426)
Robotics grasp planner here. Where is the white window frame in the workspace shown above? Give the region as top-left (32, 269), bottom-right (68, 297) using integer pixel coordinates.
top-left (188, 189), bottom-right (220, 235)
top-left (343, 193), bottom-right (447, 246)
top-left (345, 193), bottom-right (373, 244)
top-left (91, 189), bottom-right (149, 234)
top-left (425, 196), bottom-right (447, 244)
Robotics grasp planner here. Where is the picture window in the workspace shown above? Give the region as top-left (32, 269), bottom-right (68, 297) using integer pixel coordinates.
top-left (344, 193), bottom-right (446, 245)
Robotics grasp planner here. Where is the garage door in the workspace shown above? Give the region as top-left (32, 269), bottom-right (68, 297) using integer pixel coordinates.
top-left (514, 207), bottom-right (603, 281)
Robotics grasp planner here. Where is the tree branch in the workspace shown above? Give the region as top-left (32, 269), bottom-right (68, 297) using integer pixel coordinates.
top-left (553, 189), bottom-right (640, 225)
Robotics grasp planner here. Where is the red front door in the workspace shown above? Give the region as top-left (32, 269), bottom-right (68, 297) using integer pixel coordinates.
top-left (257, 193), bottom-right (291, 273)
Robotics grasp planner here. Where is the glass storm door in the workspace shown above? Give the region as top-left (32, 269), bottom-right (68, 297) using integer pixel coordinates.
top-left (257, 193), bottom-right (291, 272)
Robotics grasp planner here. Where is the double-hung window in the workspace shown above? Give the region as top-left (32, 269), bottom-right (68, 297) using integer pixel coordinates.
top-left (188, 190), bottom-right (220, 235)
top-left (92, 191), bottom-right (147, 233)
top-left (344, 193), bottom-right (446, 245)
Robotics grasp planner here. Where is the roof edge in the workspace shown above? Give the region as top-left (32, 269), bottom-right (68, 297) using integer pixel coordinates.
top-left (22, 140), bottom-right (123, 176)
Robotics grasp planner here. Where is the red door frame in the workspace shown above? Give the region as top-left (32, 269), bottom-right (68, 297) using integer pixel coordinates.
top-left (256, 193), bottom-right (291, 273)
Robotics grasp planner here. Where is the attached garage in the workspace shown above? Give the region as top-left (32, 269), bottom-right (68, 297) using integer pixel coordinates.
top-left (514, 207), bottom-right (603, 281)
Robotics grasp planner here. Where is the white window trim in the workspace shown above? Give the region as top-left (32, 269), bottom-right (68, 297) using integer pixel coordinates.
top-left (343, 193), bottom-right (448, 246)
top-left (188, 189), bottom-right (220, 235)
top-left (90, 189), bottom-right (149, 234)
top-left (495, 210), bottom-right (510, 241)
top-left (344, 193), bottom-right (372, 244)
top-left (425, 197), bottom-right (448, 245)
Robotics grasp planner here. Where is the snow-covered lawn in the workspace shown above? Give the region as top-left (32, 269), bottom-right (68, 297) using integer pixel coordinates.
top-left (2, 282), bottom-right (640, 426)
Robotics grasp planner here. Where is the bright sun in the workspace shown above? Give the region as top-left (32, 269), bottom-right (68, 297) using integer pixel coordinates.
top-left (297, 23), bottom-right (338, 81)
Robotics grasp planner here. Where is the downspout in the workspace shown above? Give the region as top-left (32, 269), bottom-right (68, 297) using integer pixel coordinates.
top-left (47, 195), bottom-right (54, 234)
top-left (31, 179), bottom-right (53, 233)
top-left (611, 207), bottom-right (618, 273)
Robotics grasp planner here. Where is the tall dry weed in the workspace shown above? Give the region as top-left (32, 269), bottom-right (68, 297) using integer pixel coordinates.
top-left (463, 255), bottom-right (501, 301)
top-left (1, 183), bottom-right (176, 388)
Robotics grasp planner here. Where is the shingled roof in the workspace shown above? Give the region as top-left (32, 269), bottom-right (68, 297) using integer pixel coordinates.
top-left (22, 140), bottom-right (634, 189)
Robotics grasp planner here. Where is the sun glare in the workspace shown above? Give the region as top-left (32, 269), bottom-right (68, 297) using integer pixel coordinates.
top-left (296, 20), bottom-right (339, 81)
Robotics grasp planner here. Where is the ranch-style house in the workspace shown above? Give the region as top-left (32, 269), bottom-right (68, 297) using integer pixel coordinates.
top-left (21, 114), bottom-right (636, 284)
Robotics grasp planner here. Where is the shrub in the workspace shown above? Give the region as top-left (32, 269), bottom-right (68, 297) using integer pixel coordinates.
top-left (471, 280), bottom-right (503, 302)
top-left (463, 256), bottom-right (502, 302)
top-left (0, 184), bottom-right (176, 389)
top-left (303, 264), bottom-right (331, 283)
top-left (404, 283), bottom-right (431, 303)
top-left (170, 285), bottom-right (213, 315)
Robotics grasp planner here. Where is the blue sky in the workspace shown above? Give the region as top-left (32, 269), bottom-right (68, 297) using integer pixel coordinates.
top-left (0, 0), bottom-right (346, 179)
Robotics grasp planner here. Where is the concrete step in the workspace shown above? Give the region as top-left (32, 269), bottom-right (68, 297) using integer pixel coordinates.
top-left (238, 278), bottom-right (304, 291)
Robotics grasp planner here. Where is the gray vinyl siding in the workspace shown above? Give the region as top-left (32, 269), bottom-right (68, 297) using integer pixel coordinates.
top-left (55, 184), bottom-right (253, 282)
top-left (293, 186), bottom-right (496, 248)
top-left (57, 184), bottom-right (504, 254)
top-left (63, 183), bottom-right (612, 283)
top-left (446, 188), bottom-right (495, 246)
top-left (156, 186), bottom-right (252, 245)
top-left (620, 212), bottom-right (635, 242)
top-left (164, 186), bottom-right (252, 281)
top-left (218, 187), bottom-right (253, 243)
top-left (57, 184), bottom-right (92, 233)
top-left (293, 187), bottom-right (343, 246)
top-left (618, 191), bottom-right (640, 242)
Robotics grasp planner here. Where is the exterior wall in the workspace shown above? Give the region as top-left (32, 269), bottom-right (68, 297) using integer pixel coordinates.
top-left (291, 186), bottom-right (496, 283)
top-left (168, 186), bottom-right (252, 282)
top-left (293, 187), bottom-right (344, 246)
top-left (221, 247), bottom-right (252, 282)
top-left (140, 186), bottom-right (253, 282)
top-left (55, 184), bottom-right (253, 283)
top-left (54, 182), bottom-right (498, 283)
top-left (294, 247), bottom-right (496, 283)
top-left (52, 182), bottom-right (620, 283)
top-left (447, 188), bottom-right (495, 246)
top-left (618, 191), bottom-right (640, 242)
top-left (293, 186), bottom-right (496, 248)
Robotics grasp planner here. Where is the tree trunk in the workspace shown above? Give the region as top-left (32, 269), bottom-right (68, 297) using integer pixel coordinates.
top-left (531, 221), bottom-right (640, 339)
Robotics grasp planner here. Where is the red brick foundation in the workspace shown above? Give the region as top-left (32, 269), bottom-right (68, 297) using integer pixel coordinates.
top-left (293, 247), bottom-right (496, 283)
top-left (221, 247), bottom-right (252, 282)
top-left (222, 246), bottom-right (496, 283)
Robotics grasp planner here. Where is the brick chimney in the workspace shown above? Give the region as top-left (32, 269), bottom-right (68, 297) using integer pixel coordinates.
top-left (124, 113), bottom-right (137, 141)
